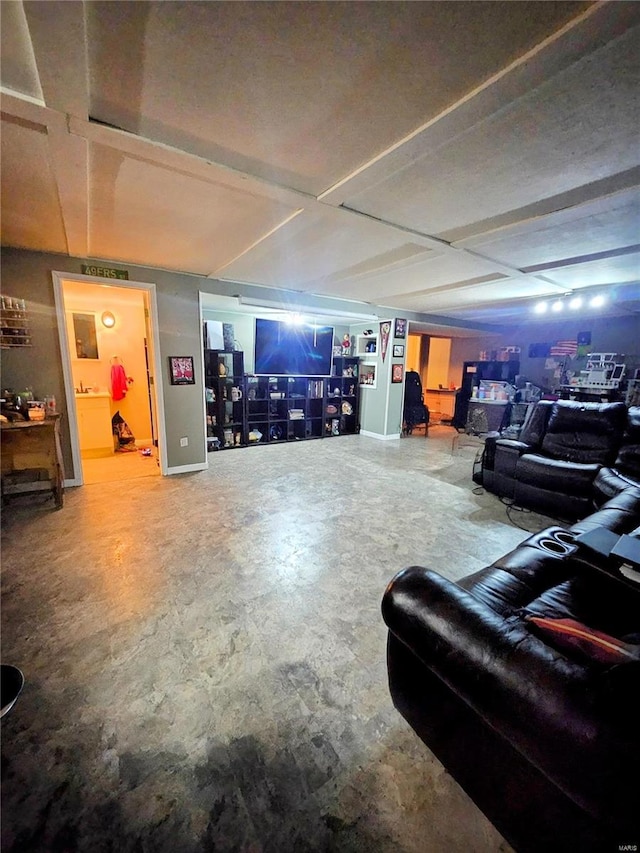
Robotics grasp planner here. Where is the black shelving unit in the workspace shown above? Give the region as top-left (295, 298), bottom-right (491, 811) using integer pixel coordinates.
top-left (204, 349), bottom-right (360, 450)
top-left (327, 355), bottom-right (360, 437)
top-left (244, 359), bottom-right (360, 446)
top-left (204, 349), bottom-right (246, 450)
top-left (245, 376), bottom-right (325, 444)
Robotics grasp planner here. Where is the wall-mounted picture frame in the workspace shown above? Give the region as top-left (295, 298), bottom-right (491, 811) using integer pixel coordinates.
top-left (169, 355), bottom-right (195, 385)
top-left (394, 318), bottom-right (407, 339)
top-left (392, 344), bottom-right (404, 358)
top-left (392, 364), bottom-right (404, 384)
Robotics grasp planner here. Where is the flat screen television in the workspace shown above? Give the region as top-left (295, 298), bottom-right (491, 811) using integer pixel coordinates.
top-left (254, 318), bottom-right (334, 376)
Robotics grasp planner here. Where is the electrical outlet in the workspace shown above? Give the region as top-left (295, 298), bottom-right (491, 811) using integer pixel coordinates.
top-left (180, 437), bottom-right (188, 447)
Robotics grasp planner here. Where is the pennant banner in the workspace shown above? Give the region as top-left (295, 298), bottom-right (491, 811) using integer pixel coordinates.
top-left (380, 321), bottom-right (391, 362)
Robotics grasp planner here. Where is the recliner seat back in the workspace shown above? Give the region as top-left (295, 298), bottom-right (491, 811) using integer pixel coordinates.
top-left (518, 399), bottom-right (554, 448)
top-left (540, 401), bottom-right (627, 465)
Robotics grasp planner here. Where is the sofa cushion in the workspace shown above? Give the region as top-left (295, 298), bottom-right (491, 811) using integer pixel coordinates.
top-left (517, 453), bottom-right (600, 495)
top-left (592, 467), bottom-right (640, 504)
top-left (614, 406), bottom-right (640, 480)
top-left (540, 401), bottom-right (627, 465)
top-left (571, 485), bottom-right (640, 535)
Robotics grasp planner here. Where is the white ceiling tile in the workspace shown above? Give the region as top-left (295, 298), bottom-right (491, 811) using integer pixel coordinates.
top-left (88, 144), bottom-right (299, 274)
top-left (0, 117), bottom-right (67, 252)
top-left (540, 253), bottom-right (640, 289)
top-left (85, 0), bottom-right (590, 195)
top-left (457, 191), bottom-right (640, 269)
top-left (345, 25), bottom-right (640, 236)
top-left (220, 209), bottom-right (430, 289)
top-left (0, 0), bottom-right (42, 100)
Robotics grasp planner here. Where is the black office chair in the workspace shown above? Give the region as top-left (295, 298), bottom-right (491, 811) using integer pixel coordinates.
top-left (403, 370), bottom-right (430, 436)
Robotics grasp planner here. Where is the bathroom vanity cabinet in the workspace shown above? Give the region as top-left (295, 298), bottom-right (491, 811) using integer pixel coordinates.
top-left (75, 392), bottom-right (113, 457)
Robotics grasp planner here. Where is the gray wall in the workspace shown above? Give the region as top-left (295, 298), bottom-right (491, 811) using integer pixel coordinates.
top-left (1, 248), bottom-right (400, 477)
top-left (353, 319), bottom-right (405, 437)
top-left (450, 314), bottom-right (640, 391)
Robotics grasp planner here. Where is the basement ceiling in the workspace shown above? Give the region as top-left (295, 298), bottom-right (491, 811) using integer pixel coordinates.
top-left (1, 0), bottom-right (639, 330)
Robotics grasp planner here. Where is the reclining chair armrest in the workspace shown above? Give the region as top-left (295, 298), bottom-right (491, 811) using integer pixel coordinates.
top-left (494, 440), bottom-right (530, 478)
top-left (495, 439), bottom-right (532, 454)
top-left (382, 567), bottom-right (525, 672)
top-left (382, 567), bottom-right (585, 708)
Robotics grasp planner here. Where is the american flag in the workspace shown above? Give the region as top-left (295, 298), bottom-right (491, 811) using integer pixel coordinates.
top-left (550, 340), bottom-right (578, 357)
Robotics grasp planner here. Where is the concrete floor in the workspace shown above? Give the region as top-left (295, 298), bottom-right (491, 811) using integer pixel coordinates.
top-left (1, 427), bottom-right (551, 852)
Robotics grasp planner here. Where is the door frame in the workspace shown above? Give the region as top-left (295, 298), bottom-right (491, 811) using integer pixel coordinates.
top-left (52, 271), bottom-right (168, 485)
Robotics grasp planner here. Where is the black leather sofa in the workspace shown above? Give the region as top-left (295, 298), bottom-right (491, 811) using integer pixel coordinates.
top-left (483, 400), bottom-right (638, 520)
top-left (382, 487), bottom-right (640, 851)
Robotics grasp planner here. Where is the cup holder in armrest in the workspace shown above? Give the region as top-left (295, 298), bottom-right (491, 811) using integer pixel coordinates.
top-left (537, 537), bottom-right (575, 556)
top-left (551, 530), bottom-right (577, 546)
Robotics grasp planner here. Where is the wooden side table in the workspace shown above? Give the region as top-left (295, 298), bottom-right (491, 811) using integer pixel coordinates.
top-left (1, 414), bottom-right (64, 508)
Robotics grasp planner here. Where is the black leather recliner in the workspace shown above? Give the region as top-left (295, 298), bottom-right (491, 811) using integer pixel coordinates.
top-left (382, 486), bottom-right (640, 852)
top-left (487, 400), bottom-right (630, 519)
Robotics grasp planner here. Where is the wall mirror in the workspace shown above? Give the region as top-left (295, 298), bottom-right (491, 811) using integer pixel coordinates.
top-left (72, 312), bottom-right (99, 359)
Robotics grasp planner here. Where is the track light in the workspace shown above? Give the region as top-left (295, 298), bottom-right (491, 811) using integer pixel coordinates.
top-left (533, 292), bottom-right (607, 314)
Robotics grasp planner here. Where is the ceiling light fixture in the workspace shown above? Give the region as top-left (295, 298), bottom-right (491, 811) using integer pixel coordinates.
top-left (101, 311), bottom-right (116, 328)
top-left (285, 312), bottom-right (304, 325)
top-left (533, 291), bottom-right (609, 314)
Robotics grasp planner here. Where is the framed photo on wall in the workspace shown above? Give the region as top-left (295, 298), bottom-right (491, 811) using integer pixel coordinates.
top-left (392, 364), bottom-right (404, 384)
top-left (394, 318), bottom-right (407, 339)
top-left (393, 344), bottom-right (404, 358)
top-left (169, 355), bottom-right (195, 385)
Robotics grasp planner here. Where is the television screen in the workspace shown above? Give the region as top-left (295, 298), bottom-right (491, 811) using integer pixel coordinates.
top-left (254, 318), bottom-right (334, 376)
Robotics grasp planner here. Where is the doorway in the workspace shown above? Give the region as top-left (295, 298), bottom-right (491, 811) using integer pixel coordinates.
top-left (407, 333), bottom-right (455, 425)
top-left (53, 272), bottom-right (166, 485)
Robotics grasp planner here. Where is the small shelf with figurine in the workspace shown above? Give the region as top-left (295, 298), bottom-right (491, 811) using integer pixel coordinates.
top-left (356, 333), bottom-right (378, 358)
top-left (359, 362), bottom-right (377, 389)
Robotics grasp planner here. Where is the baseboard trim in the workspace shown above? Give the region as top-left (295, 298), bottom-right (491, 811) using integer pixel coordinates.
top-left (166, 462), bottom-right (208, 475)
top-left (360, 430), bottom-right (401, 441)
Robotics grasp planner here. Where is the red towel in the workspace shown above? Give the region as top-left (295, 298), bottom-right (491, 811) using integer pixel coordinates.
top-left (111, 364), bottom-right (128, 401)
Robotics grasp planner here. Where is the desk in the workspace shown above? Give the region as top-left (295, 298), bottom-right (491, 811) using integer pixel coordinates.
top-left (466, 399), bottom-right (509, 434)
top-left (424, 389), bottom-right (456, 422)
top-left (556, 386), bottom-right (623, 402)
top-left (1, 415), bottom-right (64, 508)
